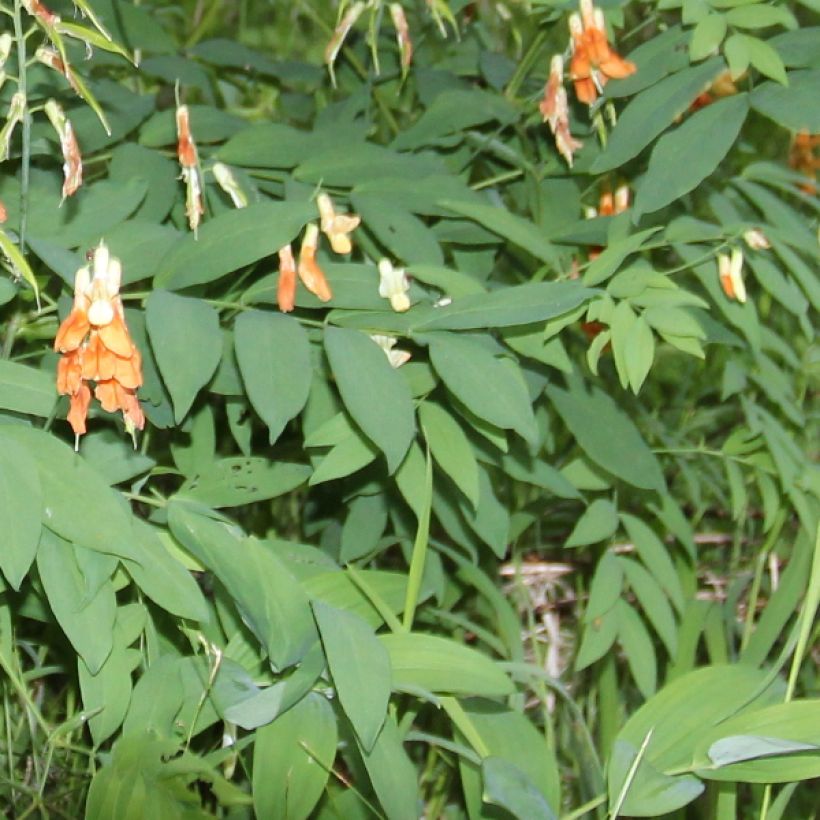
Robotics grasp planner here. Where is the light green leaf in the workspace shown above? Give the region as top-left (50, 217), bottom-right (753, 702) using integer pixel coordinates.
top-left (313, 601), bottom-right (390, 752)
top-left (253, 692), bottom-right (337, 820)
top-left (617, 600), bottom-right (657, 698)
top-left (689, 14), bottom-right (727, 61)
top-left (324, 327), bottom-right (415, 474)
top-left (380, 632), bottom-right (514, 696)
top-left (750, 70), bottom-right (820, 131)
top-left (482, 757), bottom-right (557, 820)
top-left (565, 499), bottom-right (619, 548)
top-left (145, 290), bottom-right (222, 423)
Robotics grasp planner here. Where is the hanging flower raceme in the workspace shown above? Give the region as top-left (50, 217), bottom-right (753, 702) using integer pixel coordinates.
top-left (540, 54), bottom-right (583, 167)
top-left (569, 0), bottom-right (635, 105)
top-left (54, 242), bottom-right (144, 448)
top-left (176, 104), bottom-right (204, 234)
top-left (378, 258), bottom-right (411, 312)
top-left (44, 99), bottom-right (82, 200)
top-left (718, 248), bottom-right (746, 304)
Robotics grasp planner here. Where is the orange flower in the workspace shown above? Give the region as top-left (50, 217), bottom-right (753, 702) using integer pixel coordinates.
top-left (277, 244), bottom-right (297, 313)
top-left (789, 131), bottom-right (819, 195)
top-left (54, 242), bottom-right (144, 446)
top-left (297, 223), bottom-right (332, 302)
top-left (317, 193), bottom-right (360, 254)
top-left (176, 105), bottom-right (204, 233)
top-left (569, 0), bottom-right (635, 105)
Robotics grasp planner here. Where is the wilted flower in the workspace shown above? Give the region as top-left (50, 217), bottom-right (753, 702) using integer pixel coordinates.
top-left (324, 1), bottom-right (366, 79)
top-left (0, 92), bottom-right (26, 163)
top-left (54, 242), bottom-right (144, 447)
top-left (569, 0), bottom-right (636, 105)
top-left (389, 3), bottom-right (413, 75)
top-left (371, 334), bottom-right (411, 368)
top-left (176, 105), bottom-right (204, 234)
top-left (540, 54), bottom-right (583, 167)
top-left (277, 243), bottom-right (297, 313)
top-left (44, 99), bottom-right (82, 200)
top-left (743, 228), bottom-right (770, 251)
top-left (378, 258), bottom-right (410, 312)
top-left (23, 0), bottom-right (60, 26)
top-left (212, 162), bottom-right (248, 208)
top-left (317, 192), bottom-right (360, 254)
top-left (718, 248), bottom-right (746, 304)
top-left (298, 223), bottom-right (332, 302)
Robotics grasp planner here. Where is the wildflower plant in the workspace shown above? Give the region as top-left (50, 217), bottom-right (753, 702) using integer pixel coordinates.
top-left (0, 1), bottom-right (817, 817)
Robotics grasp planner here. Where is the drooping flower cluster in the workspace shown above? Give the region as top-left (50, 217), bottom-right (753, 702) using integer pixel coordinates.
top-left (176, 104), bottom-right (204, 234)
top-left (277, 193), bottom-right (360, 312)
top-left (54, 242), bottom-right (144, 447)
top-left (540, 0), bottom-right (636, 166)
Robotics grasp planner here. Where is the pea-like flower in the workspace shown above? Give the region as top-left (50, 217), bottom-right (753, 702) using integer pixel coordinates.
top-left (378, 258), bottom-right (410, 312)
top-left (718, 248), bottom-right (746, 304)
top-left (44, 99), bottom-right (82, 200)
top-left (298, 223), bottom-right (332, 302)
top-left (277, 243), bottom-right (297, 313)
top-left (54, 242), bottom-right (144, 447)
top-left (371, 334), bottom-right (411, 368)
top-left (569, 0), bottom-right (636, 105)
top-left (176, 105), bottom-right (204, 234)
top-left (317, 193), bottom-right (360, 255)
top-left (540, 54), bottom-right (583, 167)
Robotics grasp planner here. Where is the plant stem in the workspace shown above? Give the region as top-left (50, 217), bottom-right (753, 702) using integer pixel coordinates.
top-left (12, 0), bottom-right (31, 252)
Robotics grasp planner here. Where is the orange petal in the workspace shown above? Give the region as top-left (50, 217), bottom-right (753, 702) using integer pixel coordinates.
top-left (574, 76), bottom-right (598, 105)
top-left (277, 245), bottom-right (297, 313)
top-left (54, 308), bottom-right (90, 352)
top-left (57, 351), bottom-right (83, 395)
top-left (114, 351), bottom-right (142, 389)
top-left (67, 383), bottom-right (91, 435)
top-left (586, 29), bottom-right (612, 67)
top-left (600, 52), bottom-right (636, 80)
top-left (94, 379), bottom-right (120, 413)
top-left (121, 389), bottom-right (145, 431)
top-left (298, 251), bottom-right (332, 303)
top-left (97, 313), bottom-right (133, 358)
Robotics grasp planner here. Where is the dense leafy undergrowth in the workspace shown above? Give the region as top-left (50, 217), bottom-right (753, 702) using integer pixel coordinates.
top-left (0, 0), bottom-right (818, 817)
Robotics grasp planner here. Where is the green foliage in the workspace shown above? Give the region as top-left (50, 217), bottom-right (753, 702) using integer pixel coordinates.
top-left (0, 0), bottom-right (817, 817)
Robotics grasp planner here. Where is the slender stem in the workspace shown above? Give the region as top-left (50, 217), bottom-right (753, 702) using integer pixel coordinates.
top-left (505, 29), bottom-right (547, 100)
top-left (12, 0), bottom-right (31, 252)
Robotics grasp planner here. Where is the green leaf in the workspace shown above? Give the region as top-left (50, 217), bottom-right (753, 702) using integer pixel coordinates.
top-left (574, 607), bottom-right (618, 671)
top-left (168, 503), bottom-right (317, 670)
top-left (741, 34), bottom-right (789, 84)
top-left (634, 95), bottom-right (749, 218)
top-left (324, 327), bottom-right (415, 474)
top-left (621, 514), bottom-right (685, 614)
top-left (124, 521), bottom-right (209, 622)
top-left (750, 70), bottom-right (820, 131)
top-left (234, 311), bottom-right (312, 443)
top-left (624, 314), bottom-right (656, 393)
top-left (426, 334), bottom-right (537, 444)
top-left (586, 551), bottom-right (624, 621)
top-left (340, 494), bottom-right (388, 562)
top-left (724, 33), bottom-right (751, 79)
top-left (616, 600), bottom-right (657, 698)
top-left (583, 229), bottom-right (661, 287)
top-left (619, 557), bottom-right (678, 656)
top-left (37, 530), bottom-right (116, 675)
top-left (546, 380), bottom-right (665, 492)
top-left (410, 281), bottom-right (594, 331)
top-left (145, 290), bottom-right (222, 423)
top-left (0, 360), bottom-right (56, 417)
top-left (313, 601), bottom-right (390, 752)
top-left (420, 401), bottom-right (480, 508)
top-left (592, 59), bottom-right (725, 172)
top-left (392, 89), bottom-right (518, 150)
top-left (154, 201), bottom-right (315, 290)
top-left (177, 458), bottom-right (310, 507)
top-left (438, 200), bottom-right (561, 267)
top-left (565, 499), bottom-right (619, 548)
top-left (0, 425), bottom-right (142, 561)
top-left (252, 692), bottom-right (337, 820)
top-left (724, 4), bottom-right (797, 30)
top-left (380, 632), bottom-right (514, 696)
top-left (482, 757), bottom-right (557, 820)
top-left (0, 437), bottom-right (41, 589)
top-left (357, 715), bottom-right (419, 820)
top-left (689, 14), bottom-right (728, 61)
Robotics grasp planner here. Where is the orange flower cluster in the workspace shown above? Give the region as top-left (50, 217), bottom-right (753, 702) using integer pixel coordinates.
top-left (789, 131), bottom-right (819, 195)
top-left (540, 0), bottom-right (635, 166)
top-left (569, 0), bottom-right (636, 105)
top-left (54, 243), bottom-right (144, 447)
top-left (277, 193), bottom-right (360, 312)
